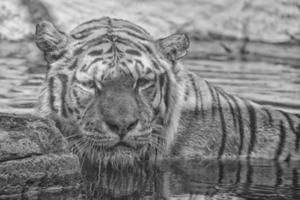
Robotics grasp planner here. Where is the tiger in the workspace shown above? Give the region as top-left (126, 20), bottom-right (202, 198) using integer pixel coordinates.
top-left (34, 17), bottom-right (300, 168)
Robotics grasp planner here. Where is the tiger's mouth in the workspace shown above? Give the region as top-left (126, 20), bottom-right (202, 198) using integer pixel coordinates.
top-left (111, 141), bottom-right (135, 149)
top-left (83, 134), bottom-right (148, 151)
top-left (63, 127), bottom-right (164, 168)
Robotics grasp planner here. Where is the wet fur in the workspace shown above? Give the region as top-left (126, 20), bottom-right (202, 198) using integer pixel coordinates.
top-left (35, 17), bottom-right (300, 169)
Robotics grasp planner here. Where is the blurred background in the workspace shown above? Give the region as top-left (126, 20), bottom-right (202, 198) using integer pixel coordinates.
top-left (0, 0), bottom-right (300, 114)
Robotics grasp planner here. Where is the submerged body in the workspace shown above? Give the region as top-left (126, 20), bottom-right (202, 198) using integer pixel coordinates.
top-left (34, 17), bottom-right (300, 167)
top-left (174, 77), bottom-right (300, 161)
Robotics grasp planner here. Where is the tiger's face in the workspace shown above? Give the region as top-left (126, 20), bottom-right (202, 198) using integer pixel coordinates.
top-left (35, 17), bottom-right (189, 167)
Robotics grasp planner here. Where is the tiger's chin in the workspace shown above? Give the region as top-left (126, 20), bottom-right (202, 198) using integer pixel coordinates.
top-left (70, 136), bottom-right (149, 168)
top-left (52, 117), bottom-right (159, 169)
top-left (79, 144), bottom-right (152, 169)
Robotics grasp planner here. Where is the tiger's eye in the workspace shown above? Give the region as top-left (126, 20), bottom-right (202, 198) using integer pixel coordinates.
top-left (137, 78), bottom-right (152, 88)
top-left (76, 80), bottom-right (96, 94)
top-left (82, 80), bottom-right (95, 88)
top-left (95, 81), bottom-right (102, 91)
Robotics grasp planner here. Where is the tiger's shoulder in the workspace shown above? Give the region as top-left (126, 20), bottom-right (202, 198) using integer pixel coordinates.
top-left (172, 71), bottom-right (300, 161)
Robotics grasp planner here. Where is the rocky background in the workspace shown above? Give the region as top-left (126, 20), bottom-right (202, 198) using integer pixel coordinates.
top-left (1, 0), bottom-right (300, 61)
top-left (1, 0), bottom-right (300, 42)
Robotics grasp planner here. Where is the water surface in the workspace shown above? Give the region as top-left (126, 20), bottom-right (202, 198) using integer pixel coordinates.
top-left (24, 159), bottom-right (300, 200)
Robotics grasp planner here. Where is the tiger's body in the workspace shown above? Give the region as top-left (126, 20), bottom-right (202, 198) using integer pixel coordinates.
top-left (34, 17), bottom-right (300, 167)
top-left (174, 76), bottom-right (300, 161)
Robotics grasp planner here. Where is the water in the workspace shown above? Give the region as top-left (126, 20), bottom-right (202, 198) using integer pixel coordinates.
top-left (0, 57), bottom-right (45, 114)
top-left (20, 159), bottom-right (300, 200)
top-left (0, 42), bottom-right (300, 199)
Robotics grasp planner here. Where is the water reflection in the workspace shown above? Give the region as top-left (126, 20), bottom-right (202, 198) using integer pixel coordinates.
top-left (80, 157), bottom-right (164, 200)
top-left (76, 159), bottom-right (300, 200)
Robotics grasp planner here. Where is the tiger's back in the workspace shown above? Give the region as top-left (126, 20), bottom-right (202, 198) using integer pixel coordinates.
top-left (172, 72), bottom-right (300, 161)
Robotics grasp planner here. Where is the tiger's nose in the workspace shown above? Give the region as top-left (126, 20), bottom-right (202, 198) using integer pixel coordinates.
top-left (105, 119), bottom-right (139, 139)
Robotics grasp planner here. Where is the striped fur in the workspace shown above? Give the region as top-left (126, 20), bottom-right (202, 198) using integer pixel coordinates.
top-left (35, 17), bottom-right (300, 166)
top-left (173, 72), bottom-right (300, 161)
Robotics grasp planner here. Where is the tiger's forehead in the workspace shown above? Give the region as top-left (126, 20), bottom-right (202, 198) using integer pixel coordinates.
top-left (74, 51), bottom-right (160, 83)
top-left (69, 17), bottom-right (157, 57)
top-left (70, 17), bottom-right (152, 41)
top-left (67, 17), bottom-right (166, 82)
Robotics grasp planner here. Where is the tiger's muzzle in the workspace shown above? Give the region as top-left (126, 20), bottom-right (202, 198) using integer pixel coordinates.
top-left (80, 77), bottom-right (153, 151)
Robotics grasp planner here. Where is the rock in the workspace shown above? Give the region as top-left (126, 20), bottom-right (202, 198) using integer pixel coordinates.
top-left (0, 0), bottom-right (54, 41)
top-left (0, 0), bottom-right (33, 41)
top-left (0, 113), bottom-right (81, 197)
top-left (38, 0), bottom-right (300, 43)
top-left (1, 0), bottom-right (299, 67)
top-left (0, 113), bottom-right (67, 161)
top-left (1, 0), bottom-right (300, 44)
top-left (0, 153), bottom-right (81, 196)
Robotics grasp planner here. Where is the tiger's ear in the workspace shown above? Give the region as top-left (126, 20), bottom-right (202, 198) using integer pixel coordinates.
top-left (35, 21), bottom-right (68, 63)
top-left (156, 33), bottom-right (190, 63)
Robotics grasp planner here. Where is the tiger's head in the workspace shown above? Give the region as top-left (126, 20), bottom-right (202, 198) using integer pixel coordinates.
top-left (35, 17), bottom-right (189, 167)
